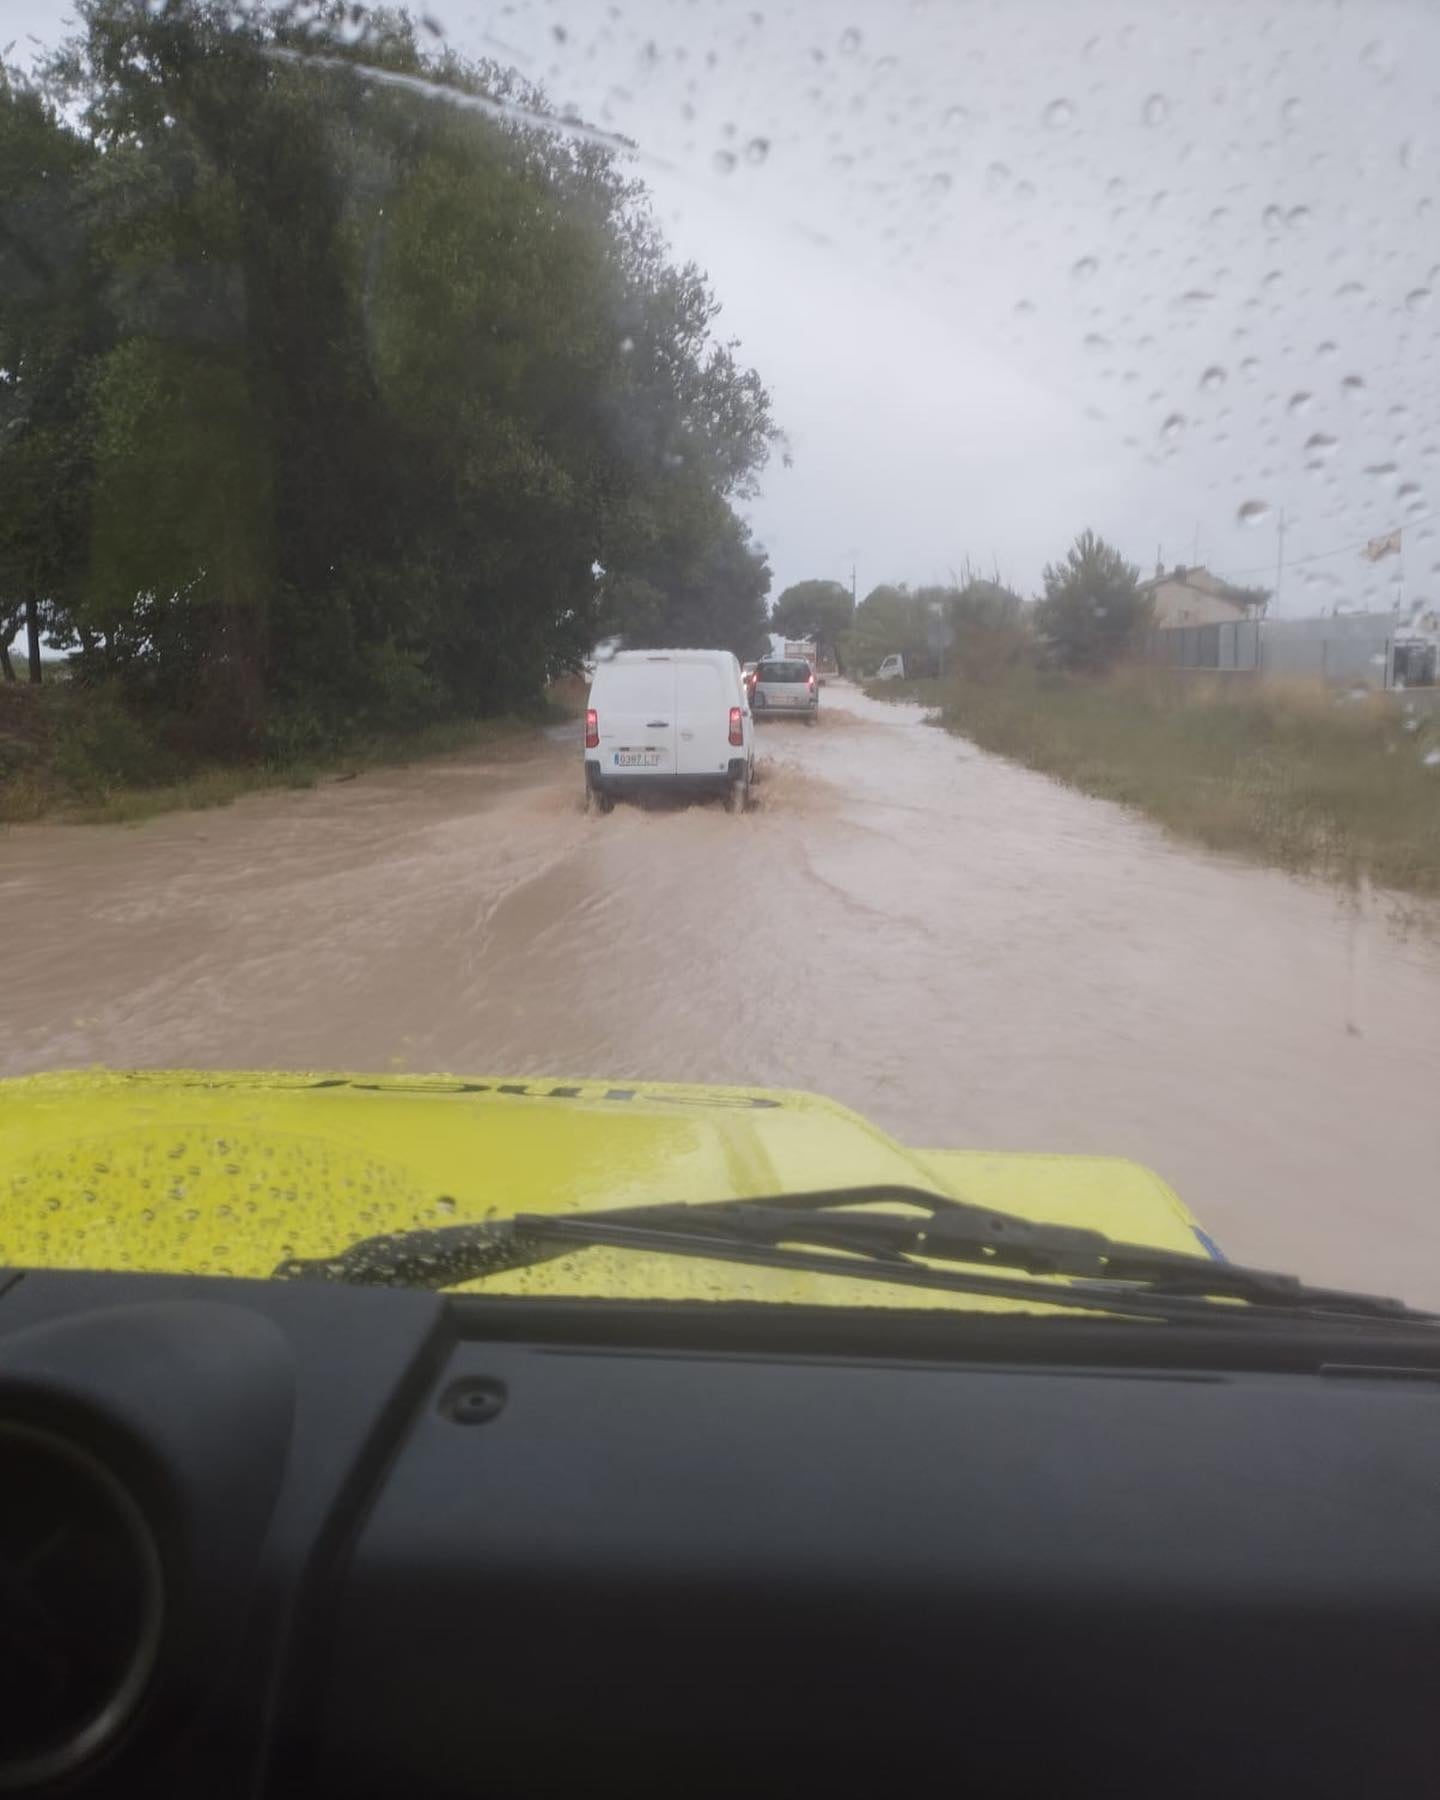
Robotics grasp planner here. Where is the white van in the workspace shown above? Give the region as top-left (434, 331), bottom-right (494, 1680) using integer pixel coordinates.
top-left (584, 649), bottom-right (754, 813)
top-left (874, 654), bottom-right (905, 681)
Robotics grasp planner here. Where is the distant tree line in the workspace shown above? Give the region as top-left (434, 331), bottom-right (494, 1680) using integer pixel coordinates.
top-left (0, 1), bottom-right (778, 753)
top-left (775, 533), bottom-right (1159, 680)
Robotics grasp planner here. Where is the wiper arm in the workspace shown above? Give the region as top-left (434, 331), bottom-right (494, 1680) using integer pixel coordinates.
top-left (272, 1184), bottom-right (1437, 1328)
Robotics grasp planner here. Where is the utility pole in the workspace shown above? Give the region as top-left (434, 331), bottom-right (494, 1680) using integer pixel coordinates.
top-left (851, 562), bottom-right (857, 608)
top-left (1274, 508), bottom-right (1285, 613)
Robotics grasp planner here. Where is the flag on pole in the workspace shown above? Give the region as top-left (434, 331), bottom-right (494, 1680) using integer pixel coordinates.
top-left (1363, 528), bottom-right (1402, 562)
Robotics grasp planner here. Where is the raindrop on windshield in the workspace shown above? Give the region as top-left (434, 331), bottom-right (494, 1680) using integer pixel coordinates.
top-left (1364, 461), bottom-right (1399, 478)
top-left (712, 148), bottom-right (737, 174)
top-left (1406, 288), bottom-right (1432, 313)
top-left (1143, 94), bottom-right (1169, 127)
top-left (1317, 339), bottom-right (1338, 359)
top-left (1281, 97), bottom-right (1303, 126)
top-left (1043, 98), bottom-right (1075, 129)
top-left (1160, 413), bottom-right (1185, 441)
top-left (1262, 203), bottom-right (1285, 230)
top-left (1341, 373), bottom-right (1366, 394)
top-left (943, 104), bottom-right (971, 128)
top-left (1286, 205), bottom-right (1311, 229)
top-left (745, 136), bottom-right (771, 164)
top-left (839, 26), bottom-right (862, 54)
top-left (1199, 366), bottom-right (1226, 392)
top-left (1240, 357), bottom-right (1260, 380)
top-left (1238, 499), bottom-right (1272, 525)
top-left (1288, 391), bottom-right (1313, 414)
top-left (1305, 432), bottom-right (1339, 457)
top-left (1071, 255), bottom-right (1099, 282)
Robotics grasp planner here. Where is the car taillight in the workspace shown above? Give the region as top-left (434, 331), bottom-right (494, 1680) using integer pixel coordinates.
top-left (808, 672), bottom-right (816, 690)
top-left (729, 706), bottom-right (744, 746)
top-left (585, 708), bottom-right (599, 750)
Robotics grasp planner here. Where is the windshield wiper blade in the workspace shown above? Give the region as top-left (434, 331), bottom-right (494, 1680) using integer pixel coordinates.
top-left (272, 1184), bottom-right (1438, 1328)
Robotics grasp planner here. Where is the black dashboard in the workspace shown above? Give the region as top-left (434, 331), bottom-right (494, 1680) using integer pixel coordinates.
top-left (3, 1269), bottom-right (1439, 1797)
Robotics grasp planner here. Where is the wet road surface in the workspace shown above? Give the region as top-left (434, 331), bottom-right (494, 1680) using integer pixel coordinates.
top-left (5, 684), bottom-right (1439, 1302)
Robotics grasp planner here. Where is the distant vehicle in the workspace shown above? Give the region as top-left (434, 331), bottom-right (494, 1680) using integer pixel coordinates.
top-left (751, 657), bottom-right (819, 724)
top-left (741, 661), bottom-right (758, 695)
top-left (784, 637), bottom-right (819, 670)
top-left (875, 654), bottom-right (906, 680)
top-left (585, 649), bottom-right (753, 813)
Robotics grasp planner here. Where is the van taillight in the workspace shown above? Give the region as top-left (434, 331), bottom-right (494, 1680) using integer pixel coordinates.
top-left (728, 706), bottom-right (744, 746)
top-left (585, 708), bottom-right (599, 750)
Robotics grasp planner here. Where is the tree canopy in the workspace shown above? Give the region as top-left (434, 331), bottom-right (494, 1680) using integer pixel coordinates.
top-left (0, 2), bottom-right (778, 743)
top-left (1036, 531), bottom-right (1150, 672)
top-left (770, 578), bottom-right (854, 669)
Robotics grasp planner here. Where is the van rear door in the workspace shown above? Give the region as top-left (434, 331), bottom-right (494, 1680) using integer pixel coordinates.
top-left (592, 658), bottom-right (678, 776)
top-left (673, 657), bottom-right (735, 776)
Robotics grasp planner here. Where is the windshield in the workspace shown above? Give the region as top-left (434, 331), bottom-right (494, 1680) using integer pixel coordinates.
top-left (3, 0), bottom-right (1438, 1314)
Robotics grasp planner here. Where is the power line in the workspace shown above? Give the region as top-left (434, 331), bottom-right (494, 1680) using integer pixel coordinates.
top-left (1213, 522), bottom-right (1424, 585)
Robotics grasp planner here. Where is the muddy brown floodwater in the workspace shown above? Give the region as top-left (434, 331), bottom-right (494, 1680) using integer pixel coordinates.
top-left (4, 684), bottom-right (1440, 1303)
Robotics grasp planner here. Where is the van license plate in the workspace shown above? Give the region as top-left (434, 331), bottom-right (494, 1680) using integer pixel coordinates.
top-left (614, 752), bottom-right (660, 768)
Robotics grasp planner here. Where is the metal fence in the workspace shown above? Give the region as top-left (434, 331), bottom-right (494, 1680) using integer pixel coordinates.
top-left (1145, 619), bottom-right (1262, 672)
top-left (1143, 612), bottom-right (1428, 688)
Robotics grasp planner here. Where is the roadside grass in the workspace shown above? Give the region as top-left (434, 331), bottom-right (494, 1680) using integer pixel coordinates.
top-left (0, 685), bottom-right (575, 827)
top-left (871, 666), bottom-right (1440, 900)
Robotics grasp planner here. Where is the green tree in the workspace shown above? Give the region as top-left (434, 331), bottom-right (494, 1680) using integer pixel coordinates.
top-left (846, 583), bottom-right (931, 675)
top-left (944, 578), bottom-right (1030, 681)
top-left (1037, 530), bottom-right (1150, 672)
top-left (770, 578), bottom-right (853, 671)
top-left (0, 73), bottom-right (105, 685)
top-left (3, 0), bottom-right (779, 743)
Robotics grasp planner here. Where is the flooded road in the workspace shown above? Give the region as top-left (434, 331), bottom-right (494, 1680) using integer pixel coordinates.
top-left (5, 685), bottom-right (1439, 1303)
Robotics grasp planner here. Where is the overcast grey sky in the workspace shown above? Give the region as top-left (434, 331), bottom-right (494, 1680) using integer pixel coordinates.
top-left (6, 0), bottom-right (1439, 613)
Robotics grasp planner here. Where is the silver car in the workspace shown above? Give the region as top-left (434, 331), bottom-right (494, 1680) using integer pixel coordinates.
top-left (750, 658), bottom-right (818, 724)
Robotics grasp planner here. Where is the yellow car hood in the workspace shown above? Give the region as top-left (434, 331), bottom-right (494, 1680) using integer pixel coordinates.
top-left (1, 1070), bottom-right (1215, 1311)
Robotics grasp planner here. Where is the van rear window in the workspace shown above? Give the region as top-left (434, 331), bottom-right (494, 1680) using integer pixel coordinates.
top-left (592, 663), bottom-right (674, 709)
top-left (758, 662), bottom-right (810, 683)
